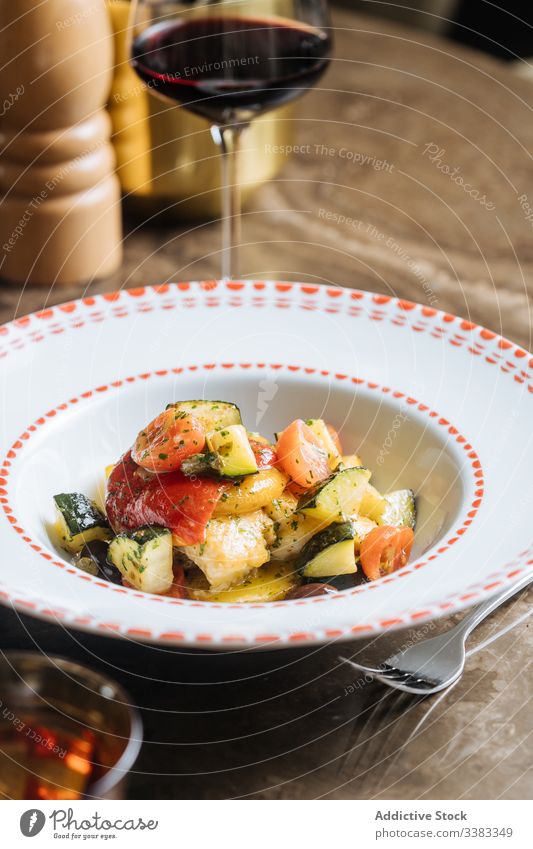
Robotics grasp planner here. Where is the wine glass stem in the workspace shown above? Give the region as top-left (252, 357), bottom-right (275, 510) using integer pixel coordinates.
top-left (211, 123), bottom-right (247, 281)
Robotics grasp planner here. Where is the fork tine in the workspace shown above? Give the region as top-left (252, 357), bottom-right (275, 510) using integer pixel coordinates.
top-left (373, 671), bottom-right (443, 694)
top-left (340, 657), bottom-right (417, 683)
top-left (374, 665), bottom-right (429, 683)
top-left (373, 674), bottom-right (425, 693)
top-left (387, 671), bottom-right (439, 688)
top-left (379, 664), bottom-right (440, 687)
top-left (338, 655), bottom-right (384, 675)
top-left (340, 656), bottom-right (441, 693)
top-left (402, 676), bottom-right (437, 689)
top-left (379, 665), bottom-right (413, 680)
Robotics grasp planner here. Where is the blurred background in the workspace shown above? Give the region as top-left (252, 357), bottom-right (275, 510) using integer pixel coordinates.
top-left (2, 0), bottom-right (533, 288)
top-left (337, 0), bottom-right (533, 60)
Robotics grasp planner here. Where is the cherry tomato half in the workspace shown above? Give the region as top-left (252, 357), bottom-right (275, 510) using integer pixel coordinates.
top-left (275, 419), bottom-right (330, 488)
top-left (360, 526), bottom-right (414, 581)
top-left (132, 409), bottom-right (205, 472)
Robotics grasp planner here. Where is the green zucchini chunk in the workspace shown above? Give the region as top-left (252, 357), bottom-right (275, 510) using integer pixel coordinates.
top-left (53, 493), bottom-right (111, 554)
top-left (296, 521), bottom-right (357, 578)
top-left (206, 424), bottom-right (258, 477)
top-left (307, 573), bottom-right (358, 591)
top-left (107, 526), bottom-right (173, 594)
top-left (297, 466), bottom-right (371, 522)
top-left (165, 400), bottom-right (241, 432)
top-left (379, 489), bottom-right (417, 529)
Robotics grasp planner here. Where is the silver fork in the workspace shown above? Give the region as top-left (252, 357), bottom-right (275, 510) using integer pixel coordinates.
top-left (340, 571), bottom-right (533, 695)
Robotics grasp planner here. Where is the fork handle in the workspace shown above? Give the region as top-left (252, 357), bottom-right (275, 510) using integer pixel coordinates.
top-left (455, 570), bottom-right (533, 642)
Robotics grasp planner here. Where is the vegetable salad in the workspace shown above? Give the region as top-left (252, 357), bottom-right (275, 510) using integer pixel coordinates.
top-left (52, 400), bottom-right (416, 602)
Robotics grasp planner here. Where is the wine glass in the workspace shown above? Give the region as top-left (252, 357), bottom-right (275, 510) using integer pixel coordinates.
top-left (129, 0), bottom-right (332, 280)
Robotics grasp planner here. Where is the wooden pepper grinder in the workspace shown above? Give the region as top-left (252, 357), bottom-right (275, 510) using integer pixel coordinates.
top-left (0, 0), bottom-right (122, 286)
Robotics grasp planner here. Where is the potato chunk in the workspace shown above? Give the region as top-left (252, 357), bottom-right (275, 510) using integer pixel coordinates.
top-left (264, 491), bottom-right (298, 524)
top-left (270, 511), bottom-right (324, 561)
top-left (182, 510), bottom-right (274, 591)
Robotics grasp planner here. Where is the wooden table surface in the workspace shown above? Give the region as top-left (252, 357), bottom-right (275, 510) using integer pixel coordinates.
top-left (1, 10), bottom-right (532, 800)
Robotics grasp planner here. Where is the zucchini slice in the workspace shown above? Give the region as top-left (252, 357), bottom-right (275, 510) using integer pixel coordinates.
top-left (305, 419), bottom-right (341, 470)
top-left (107, 526), bottom-right (173, 594)
top-left (166, 400), bottom-right (241, 432)
top-left (296, 521), bottom-right (357, 578)
top-left (379, 489), bottom-right (417, 529)
top-left (297, 466), bottom-right (371, 523)
top-left (306, 573), bottom-right (357, 591)
top-left (53, 493), bottom-right (111, 554)
top-left (206, 424), bottom-right (258, 477)
top-left (358, 484), bottom-right (387, 522)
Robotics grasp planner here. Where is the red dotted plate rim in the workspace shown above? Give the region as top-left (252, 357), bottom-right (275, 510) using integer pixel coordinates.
top-left (1, 281), bottom-right (531, 394)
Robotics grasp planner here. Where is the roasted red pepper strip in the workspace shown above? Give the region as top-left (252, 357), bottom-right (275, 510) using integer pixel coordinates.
top-left (106, 452), bottom-right (223, 545)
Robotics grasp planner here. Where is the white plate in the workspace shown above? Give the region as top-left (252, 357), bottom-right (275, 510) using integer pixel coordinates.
top-left (0, 281), bottom-right (531, 648)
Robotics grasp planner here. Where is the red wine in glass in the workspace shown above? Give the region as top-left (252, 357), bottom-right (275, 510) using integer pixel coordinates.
top-left (132, 17), bottom-right (331, 124)
top-left (129, 0), bottom-right (332, 280)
